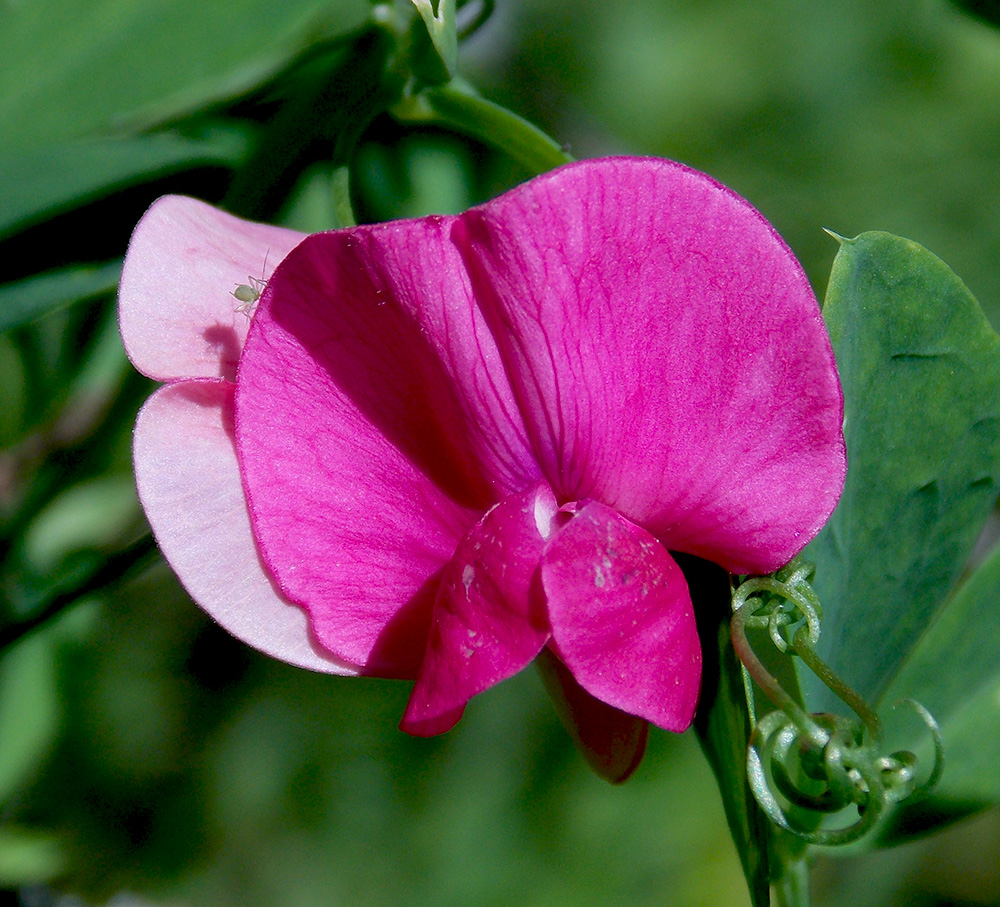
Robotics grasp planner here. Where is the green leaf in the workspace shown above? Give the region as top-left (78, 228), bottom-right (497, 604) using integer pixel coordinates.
top-left (948, 0), bottom-right (1000, 29)
top-left (804, 232), bottom-right (1000, 712)
top-left (0, 827), bottom-right (66, 886)
top-left (0, 333), bottom-right (27, 446)
top-left (687, 556), bottom-right (771, 907)
top-left (0, 132), bottom-right (246, 241)
top-left (0, 634), bottom-right (59, 807)
top-left (0, 261), bottom-right (122, 334)
top-left (0, 0), bottom-right (370, 152)
top-left (222, 27), bottom-right (399, 219)
top-left (877, 538), bottom-right (1000, 812)
top-left (23, 476), bottom-right (140, 576)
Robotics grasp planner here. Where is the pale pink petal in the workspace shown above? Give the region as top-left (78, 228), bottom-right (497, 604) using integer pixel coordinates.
top-left (542, 500), bottom-right (701, 732)
top-left (133, 380), bottom-right (354, 674)
top-left (119, 195), bottom-right (304, 382)
top-left (458, 157), bottom-right (845, 575)
top-left (236, 220), bottom-right (541, 676)
top-left (400, 483), bottom-right (557, 736)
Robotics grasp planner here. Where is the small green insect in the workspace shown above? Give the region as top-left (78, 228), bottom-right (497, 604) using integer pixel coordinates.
top-left (232, 253), bottom-right (269, 317)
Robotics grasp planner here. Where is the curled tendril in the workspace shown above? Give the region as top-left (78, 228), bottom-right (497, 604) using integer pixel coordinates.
top-left (732, 558), bottom-right (944, 846)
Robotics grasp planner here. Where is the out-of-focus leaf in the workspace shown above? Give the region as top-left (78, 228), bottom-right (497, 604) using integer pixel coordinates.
top-left (0, 261), bottom-right (121, 334)
top-left (688, 556), bottom-right (771, 907)
top-left (23, 476), bottom-right (139, 576)
top-left (223, 26), bottom-right (399, 220)
top-left (0, 334), bottom-right (27, 445)
top-left (0, 132), bottom-right (246, 240)
top-left (804, 232), bottom-right (1000, 711)
top-left (0, 0), bottom-right (370, 151)
top-left (0, 827), bottom-right (66, 886)
top-left (0, 634), bottom-right (59, 805)
top-left (354, 133), bottom-right (476, 221)
top-left (948, 0), bottom-right (1000, 28)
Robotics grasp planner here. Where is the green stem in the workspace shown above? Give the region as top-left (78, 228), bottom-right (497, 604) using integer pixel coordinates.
top-left (330, 165), bottom-right (357, 228)
top-left (773, 858), bottom-right (811, 907)
top-left (393, 82), bottom-right (573, 176)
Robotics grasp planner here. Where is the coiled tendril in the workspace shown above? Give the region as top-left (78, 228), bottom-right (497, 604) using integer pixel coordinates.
top-left (731, 559), bottom-right (943, 846)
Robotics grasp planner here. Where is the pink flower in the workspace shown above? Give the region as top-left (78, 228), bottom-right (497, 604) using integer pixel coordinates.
top-left (120, 157), bottom-right (844, 778)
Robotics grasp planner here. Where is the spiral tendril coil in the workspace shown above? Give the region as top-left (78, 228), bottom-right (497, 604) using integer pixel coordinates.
top-left (731, 559), bottom-right (943, 846)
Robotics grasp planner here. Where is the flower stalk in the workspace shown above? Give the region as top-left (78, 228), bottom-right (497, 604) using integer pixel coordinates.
top-left (392, 81), bottom-right (573, 175)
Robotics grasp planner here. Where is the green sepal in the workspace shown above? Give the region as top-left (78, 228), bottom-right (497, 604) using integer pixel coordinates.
top-left (408, 0), bottom-right (458, 83)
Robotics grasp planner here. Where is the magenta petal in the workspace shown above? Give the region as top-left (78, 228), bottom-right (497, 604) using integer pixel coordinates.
top-left (405, 705), bottom-right (467, 737)
top-left (133, 381), bottom-right (354, 674)
top-left (536, 648), bottom-right (649, 783)
top-left (400, 483), bottom-right (557, 736)
top-left (119, 195), bottom-right (304, 382)
top-left (542, 500), bottom-right (701, 732)
top-left (235, 219), bottom-right (542, 677)
top-left (458, 157), bottom-right (846, 574)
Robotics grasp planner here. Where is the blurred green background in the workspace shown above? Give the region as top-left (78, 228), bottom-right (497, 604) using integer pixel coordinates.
top-left (2, 0), bottom-right (1000, 904)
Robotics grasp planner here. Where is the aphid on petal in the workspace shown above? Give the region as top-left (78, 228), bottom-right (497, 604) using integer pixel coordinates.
top-left (232, 253), bottom-right (269, 317)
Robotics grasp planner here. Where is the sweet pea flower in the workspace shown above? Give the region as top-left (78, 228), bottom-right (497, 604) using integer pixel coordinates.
top-left (120, 157), bottom-right (845, 779)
